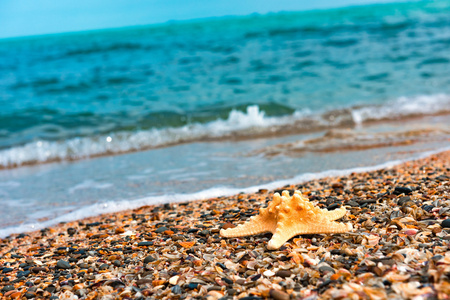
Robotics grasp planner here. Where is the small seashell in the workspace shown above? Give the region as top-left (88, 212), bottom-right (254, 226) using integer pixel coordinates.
top-left (152, 279), bottom-right (166, 287)
top-left (403, 229), bottom-right (418, 236)
top-left (367, 234), bottom-right (381, 246)
top-left (169, 276), bottom-right (179, 285)
top-left (179, 241), bottom-right (195, 248)
top-left (263, 270), bottom-right (275, 277)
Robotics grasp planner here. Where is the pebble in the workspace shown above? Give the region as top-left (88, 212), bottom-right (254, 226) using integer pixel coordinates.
top-left (1, 285), bottom-right (14, 293)
top-left (326, 203), bottom-right (340, 210)
top-left (143, 255), bottom-right (156, 264)
top-left (2, 268), bottom-right (13, 274)
top-left (318, 265), bottom-right (336, 274)
top-left (56, 260), bottom-right (71, 269)
top-left (171, 284), bottom-right (182, 294)
top-left (269, 289), bottom-right (290, 300)
top-left (394, 186), bottom-right (412, 195)
top-left (275, 270), bottom-right (292, 278)
top-left (186, 282), bottom-right (199, 290)
top-left (137, 241), bottom-right (153, 246)
top-left (441, 219), bottom-right (450, 228)
top-left (155, 226), bottom-right (169, 233)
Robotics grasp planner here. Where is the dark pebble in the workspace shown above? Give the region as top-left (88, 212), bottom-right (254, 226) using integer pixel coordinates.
top-left (199, 230), bottom-right (210, 236)
top-left (25, 292), bottom-right (35, 299)
top-left (223, 277), bottom-right (233, 285)
top-left (143, 255), bottom-right (156, 264)
top-left (275, 270), bottom-right (292, 278)
top-left (216, 262), bottom-right (227, 270)
top-left (50, 296), bottom-right (59, 300)
top-left (441, 219), bottom-right (450, 228)
top-left (86, 222), bottom-right (101, 227)
top-left (250, 274), bottom-right (261, 281)
top-left (135, 279), bottom-right (152, 286)
top-left (155, 226), bottom-right (169, 233)
top-left (17, 270), bottom-right (30, 278)
top-left (2, 268), bottom-right (13, 274)
top-left (99, 263), bottom-right (109, 270)
top-left (113, 260), bottom-right (121, 267)
top-left (67, 228), bottom-right (77, 236)
top-left (240, 297), bottom-right (262, 300)
top-left (422, 204), bottom-right (434, 212)
top-left (436, 175), bottom-right (450, 181)
top-left (56, 260), bottom-right (71, 269)
top-left (171, 285), bottom-right (182, 294)
top-left (347, 201), bottom-right (359, 207)
top-left (227, 288), bottom-right (238, 295)
top-left (137, 241), bottom-right (153, 246)
top-left (1, 285), bottom-right (14, 293)
top-left (394, 187), bottom-right (412, 195)
top-left (326, 203), bottom-right (340, 210)
top-left (31, 267), bottom-right (46, 273)
top-left (431, 255), bottom-right (444, 261)
top-left (186, 282), bottom-right (199, 290)
top-left (45, 285), bottom-right (56, 293)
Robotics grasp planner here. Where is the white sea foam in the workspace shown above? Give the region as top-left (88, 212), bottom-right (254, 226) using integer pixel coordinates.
top-left (0, 94), bottom-right (449, 168)
top-left (351, 93), bottom-right (450, 125)
top-left (1, 145), bottom-right (448, 238)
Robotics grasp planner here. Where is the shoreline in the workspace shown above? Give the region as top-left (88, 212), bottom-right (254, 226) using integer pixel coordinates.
top-left (1, 145), bottom-right (449, 239)
top-left (1, 111), bottom-right (449, 171)
top-left (1, 150), bottom-right (449, 299)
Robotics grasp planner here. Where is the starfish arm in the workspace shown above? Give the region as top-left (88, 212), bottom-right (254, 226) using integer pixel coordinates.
top-left (267, 219), bottom-right (352, 250)
top-left (323, 207), bottom-right (347, 221)
top-left (220, 215), bottom-right (277, 238)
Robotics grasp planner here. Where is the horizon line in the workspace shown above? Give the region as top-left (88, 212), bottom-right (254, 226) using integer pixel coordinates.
top-left (0, 0), bottom-right (406, 41)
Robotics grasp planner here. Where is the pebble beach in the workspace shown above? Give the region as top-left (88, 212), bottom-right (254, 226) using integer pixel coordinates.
top-left (0, 150), bottom-right (449, 299)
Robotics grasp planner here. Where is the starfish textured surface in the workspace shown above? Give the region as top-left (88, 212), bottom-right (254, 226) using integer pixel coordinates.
top-left (220, 190), bottom-right (352, 250)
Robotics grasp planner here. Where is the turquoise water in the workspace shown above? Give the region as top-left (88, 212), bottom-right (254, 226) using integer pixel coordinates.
top-left (1, 0), bottom-right (450, 167)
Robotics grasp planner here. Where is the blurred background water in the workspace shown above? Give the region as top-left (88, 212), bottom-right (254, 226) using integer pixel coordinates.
top-left (0, 0), bottom-right (450, 236)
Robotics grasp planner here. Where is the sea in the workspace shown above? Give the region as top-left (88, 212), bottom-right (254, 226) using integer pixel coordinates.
top-left (1, 0), bottom-right (450, 237)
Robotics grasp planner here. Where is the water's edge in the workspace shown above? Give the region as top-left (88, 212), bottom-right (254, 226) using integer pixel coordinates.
top-left (1, 145), bottom-right (448, 238)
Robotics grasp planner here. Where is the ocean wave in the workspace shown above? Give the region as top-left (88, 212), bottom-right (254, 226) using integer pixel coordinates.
top-left (350, 94), bottom-right (450, 125)
top-left (1, 145), bottom-right (448, 238)
top-left (0, 94), bottom-right (449, 168)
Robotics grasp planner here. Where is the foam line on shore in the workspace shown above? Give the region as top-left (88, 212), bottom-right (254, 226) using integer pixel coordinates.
top-left (1, 146), bottom-right (449, 238)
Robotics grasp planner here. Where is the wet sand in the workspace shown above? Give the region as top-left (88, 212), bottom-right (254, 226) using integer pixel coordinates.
top-left (0, 151), bottom-right (449, 299)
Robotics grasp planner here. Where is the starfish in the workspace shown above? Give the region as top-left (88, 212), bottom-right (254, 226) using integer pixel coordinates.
top-left (220, 190), bottom-right (352, 250)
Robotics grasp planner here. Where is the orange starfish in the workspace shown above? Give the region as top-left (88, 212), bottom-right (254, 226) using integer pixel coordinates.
top-left (220, 190), bottom-right (352, 250)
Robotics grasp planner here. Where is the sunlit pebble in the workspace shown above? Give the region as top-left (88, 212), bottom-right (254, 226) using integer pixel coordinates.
top-left (106, 136), bottom-right (112, 143)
